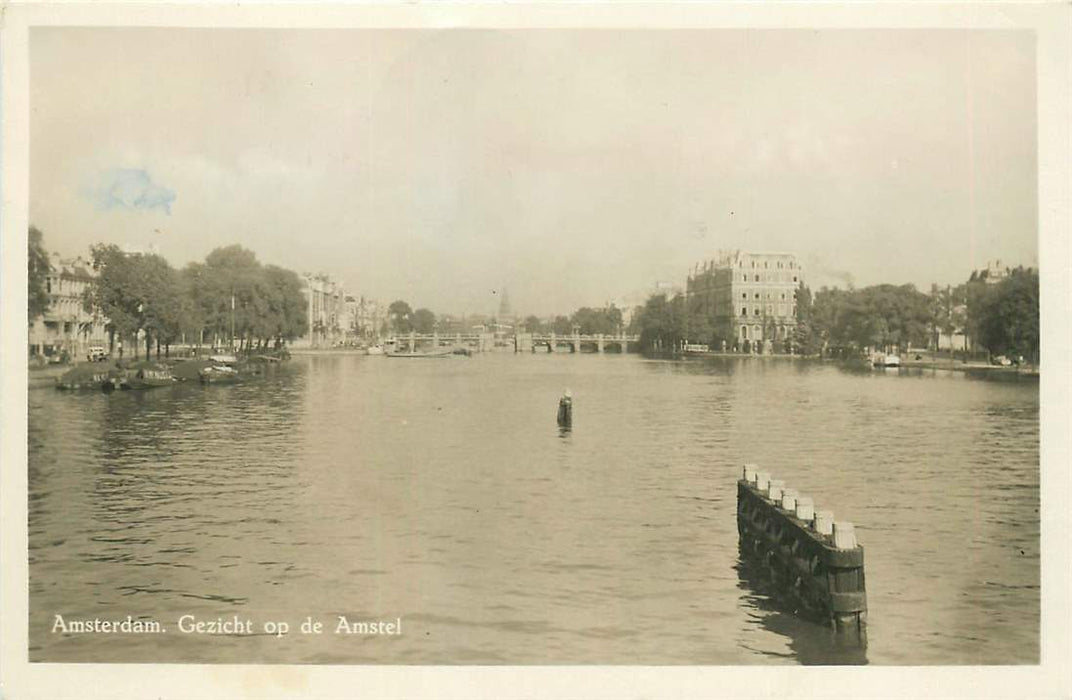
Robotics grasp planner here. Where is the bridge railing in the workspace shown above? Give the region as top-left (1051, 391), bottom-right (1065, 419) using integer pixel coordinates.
top-left (383, 332), bottom-right (639, 353)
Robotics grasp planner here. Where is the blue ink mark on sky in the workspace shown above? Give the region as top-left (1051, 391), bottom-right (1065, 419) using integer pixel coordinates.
top-left (93, 168), bottom-right (176, 214)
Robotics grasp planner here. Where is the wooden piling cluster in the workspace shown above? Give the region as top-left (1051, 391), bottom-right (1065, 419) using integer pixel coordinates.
top-left (736, 464), bottom-right (867, 632)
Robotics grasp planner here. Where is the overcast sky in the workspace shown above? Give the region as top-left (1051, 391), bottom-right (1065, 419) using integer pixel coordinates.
top-left (31, 28), bottom-right (1036, 317)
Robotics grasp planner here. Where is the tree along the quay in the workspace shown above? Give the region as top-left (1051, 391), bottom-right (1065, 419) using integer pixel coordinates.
top-left (29, 226), bottom-right (51, 319)
top-left (966, 267), bottom-right (1039, 362)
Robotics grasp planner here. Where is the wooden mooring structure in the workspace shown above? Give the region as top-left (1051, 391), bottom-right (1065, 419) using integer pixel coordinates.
top-left (736, 464), bottom-right (867, 633)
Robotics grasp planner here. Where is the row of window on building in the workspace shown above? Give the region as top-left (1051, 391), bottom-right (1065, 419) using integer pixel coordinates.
top-left (738, 272), bottom-right (800, 284)
top-left (740, 304), bottom-right (796, 318)
top-left (686, 250), bottom-right (803, 344)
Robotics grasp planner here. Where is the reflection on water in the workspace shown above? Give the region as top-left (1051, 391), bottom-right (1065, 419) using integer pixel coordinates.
top-left (28, 354), bottom-right (1039, 664)
top-left (735, 547), bottom-right (868, 666)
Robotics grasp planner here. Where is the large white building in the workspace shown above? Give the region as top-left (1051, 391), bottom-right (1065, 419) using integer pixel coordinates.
top-left (29, 252), bottom-right (109, 361)
top-left (300, 273), bottom-right (346, 348)
top-left (686, 250), bottom-right (803, 351)
top-left (341, 295), bottom-right (387, 344)
top-left (295, 270), bottom-right (391, 348)
top-left (354, 296), bottom-right (387, 341)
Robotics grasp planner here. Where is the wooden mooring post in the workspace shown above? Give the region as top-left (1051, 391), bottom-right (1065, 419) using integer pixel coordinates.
top-left (737, 464), bottom-right (867, 633)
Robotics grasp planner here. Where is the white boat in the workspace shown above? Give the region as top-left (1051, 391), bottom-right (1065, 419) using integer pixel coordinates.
top-left (385, 348), bottom-right (452, 358)
top-left (872, 352), bottom-right (901, 368)
top-left (366, 345), bottom-right (384, 355)
top-left (199, 364), bottom-right (240, 384)
top-left (683, 343), bottom-right (710, 354)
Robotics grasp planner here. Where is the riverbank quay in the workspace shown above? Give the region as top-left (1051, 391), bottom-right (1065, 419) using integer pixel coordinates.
top-left (648, 350), bottom-right (806, 361)
top-left (643, 349), bottom-right (1039, 379)
top-left (843, 355), bottom-right (1039, 380)
top-left (29, 363), bottom-right (77, 389)
top-left (38, 350), bottom-right (291, 391)
top-left (290, 347), bottom-right (370, 356)
top-left (898, 356), bottom-right (1039, 378)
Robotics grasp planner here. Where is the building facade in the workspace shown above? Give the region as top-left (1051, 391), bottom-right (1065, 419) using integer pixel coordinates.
top-left (354, 296), bottom-right (387, 341)
top-left (29, 252), bottom-right (109, 360)
top-left (975, 259), bottom-right (1011, 285)
top-left (343, 295), bottom-right (360, 344)
top-left (301, 273), bottom-right (346, 348)
top-left (686, 250), bottom-right (803, 351)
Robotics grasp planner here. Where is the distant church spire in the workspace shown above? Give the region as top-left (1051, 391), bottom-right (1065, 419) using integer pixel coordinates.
top-left (498, 287), bottom-right (512, 319)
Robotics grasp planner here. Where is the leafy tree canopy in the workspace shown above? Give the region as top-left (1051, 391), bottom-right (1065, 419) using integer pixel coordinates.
top-left (412, 308), bottom-right (436, 334)
top-left (388, 300), bottom-right (413, 333)
top-left (28, 226), bottom-right (51, 319)
top-left (967, 267), bottom-right (1038, 360)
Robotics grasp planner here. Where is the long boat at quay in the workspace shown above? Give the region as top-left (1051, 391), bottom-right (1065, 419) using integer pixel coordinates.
top-left (55, 364), bottom-right (113, 390)
top-left (101, 361), bottom-right (176, 391)
top-left (385, 348), bottom-right (454, 358)
top-left (127, 363), bottom-right (177, 389)
top-left (196, 354), bottom-right (243, 384)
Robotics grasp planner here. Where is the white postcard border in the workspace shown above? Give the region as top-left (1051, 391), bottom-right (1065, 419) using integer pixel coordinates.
top-left (2, 3), bottom-right (1069, 699)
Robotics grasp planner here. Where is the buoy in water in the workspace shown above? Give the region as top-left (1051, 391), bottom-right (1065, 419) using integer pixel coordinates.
top-left (557, 389), bottom-right (573, 428)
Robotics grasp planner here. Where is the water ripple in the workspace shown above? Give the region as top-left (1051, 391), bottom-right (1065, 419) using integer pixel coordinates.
top-left (28, 355), bottom-right (1038, 664)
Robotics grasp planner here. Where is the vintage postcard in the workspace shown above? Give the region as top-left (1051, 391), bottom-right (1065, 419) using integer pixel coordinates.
top-left (1, 2), bottom-right (1069, 698)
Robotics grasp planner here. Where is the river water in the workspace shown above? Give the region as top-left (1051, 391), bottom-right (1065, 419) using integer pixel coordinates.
top-left (27, 353), bottom-right (1039, 665)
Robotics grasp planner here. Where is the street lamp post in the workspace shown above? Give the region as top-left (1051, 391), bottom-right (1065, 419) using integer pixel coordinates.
top-left (230, 287), bottom-right (236, 352)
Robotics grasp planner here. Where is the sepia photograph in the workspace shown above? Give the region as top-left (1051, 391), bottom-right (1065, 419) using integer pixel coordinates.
top-left (2, 2), bottom-right (1070, 699)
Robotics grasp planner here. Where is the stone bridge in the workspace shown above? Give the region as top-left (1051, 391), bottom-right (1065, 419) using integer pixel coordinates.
top-left (390, 332), bottom-right (639, 353)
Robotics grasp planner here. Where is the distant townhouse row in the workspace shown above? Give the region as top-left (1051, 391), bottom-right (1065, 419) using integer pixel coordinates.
top-left (28, 249), bottom-right (388, 359)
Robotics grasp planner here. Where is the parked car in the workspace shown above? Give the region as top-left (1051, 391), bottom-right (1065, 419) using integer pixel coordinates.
top-left (87, 346), bottom-right (109, 362)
